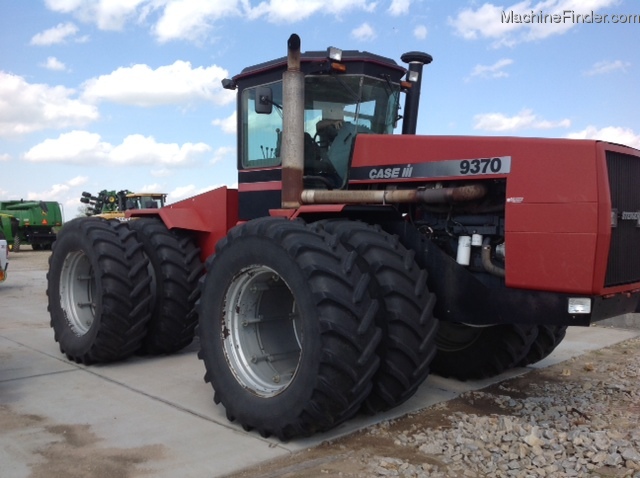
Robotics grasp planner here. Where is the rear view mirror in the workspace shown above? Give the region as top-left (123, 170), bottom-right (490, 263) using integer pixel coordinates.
top-left (255, 87), bottom-right (273, 114)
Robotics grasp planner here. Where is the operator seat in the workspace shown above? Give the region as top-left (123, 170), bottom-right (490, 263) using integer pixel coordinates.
top-left (327, 122), bottom-right (359, 184)
top-left (303, 132), bottom-right (341, 189)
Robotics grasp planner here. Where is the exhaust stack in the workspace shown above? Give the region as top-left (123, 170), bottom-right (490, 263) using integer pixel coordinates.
top-left (281, 34), bottom-right (305, 208)
top-left (400, 51), bottom-right (433, 135)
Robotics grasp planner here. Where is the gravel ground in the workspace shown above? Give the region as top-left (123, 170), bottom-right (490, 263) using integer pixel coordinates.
top-left (229, 334), bottom-right (640, 478)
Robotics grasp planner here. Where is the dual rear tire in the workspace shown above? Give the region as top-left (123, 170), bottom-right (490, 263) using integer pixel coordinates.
top-left (47, 217), bottom-right (201, 364)
top-left (430, 322), bottom-right (568, 381)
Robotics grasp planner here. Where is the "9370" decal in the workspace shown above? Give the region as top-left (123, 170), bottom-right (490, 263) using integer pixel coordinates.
top-left (459, 157), bottom-right (506, 175)
top-left (353, 156), bottom-right (511, 181)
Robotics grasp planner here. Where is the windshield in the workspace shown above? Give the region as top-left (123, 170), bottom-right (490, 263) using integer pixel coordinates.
top-left (126, 195), bottom-right (164, 210)
top-left (241, 74), bottom-right (401, 188)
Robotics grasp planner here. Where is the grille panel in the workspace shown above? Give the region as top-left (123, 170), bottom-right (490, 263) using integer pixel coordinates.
top-left (605, 150), bottom-right (640, 287)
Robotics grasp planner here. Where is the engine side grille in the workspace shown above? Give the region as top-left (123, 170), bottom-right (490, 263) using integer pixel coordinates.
top-left (605, 150), bottom-right (640, 287)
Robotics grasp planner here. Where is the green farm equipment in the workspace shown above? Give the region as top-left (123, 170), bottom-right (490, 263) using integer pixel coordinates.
top-left (0, 200), bottom-right (64, 251)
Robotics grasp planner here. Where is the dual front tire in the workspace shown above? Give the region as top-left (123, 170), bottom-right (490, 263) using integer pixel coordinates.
top-left (197, 218), bottom-right (440, 438)
top-left (197, 218), bottom-right (384, 439)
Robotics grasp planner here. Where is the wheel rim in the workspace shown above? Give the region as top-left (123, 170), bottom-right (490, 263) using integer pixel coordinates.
top-left (59, 251), bottom-right (96, 336)
top-left (222, 265), bottom-right (302, 398)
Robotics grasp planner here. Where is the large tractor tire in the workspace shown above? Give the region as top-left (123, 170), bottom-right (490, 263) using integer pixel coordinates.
top-left (128, 218), bottom-right (203, 354)
top-left (518, 325), bottom-right (567, 367)
top-left (431, 323), bottom-right (538, 381)
top-left (47, 217), bottom-right (152, 364)
top-left (197, 217), bottom-right (381, 440)
top-left (13, 235), bottom-right (20, 252)
top-left (319, 220), bottom-right (438, 414)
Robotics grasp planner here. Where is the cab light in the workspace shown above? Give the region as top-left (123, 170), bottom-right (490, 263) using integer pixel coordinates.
top-left (327, 46), bottom-right (342, 62)
top-left (568, 298), bottom-right (591, 314)
top-left (330, 62), bottom-right (347, 72)
top-left (407, 70), bottom-right (420, 82)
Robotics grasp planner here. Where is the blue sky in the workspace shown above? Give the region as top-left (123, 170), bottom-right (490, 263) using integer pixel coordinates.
top-left (1, 0), bottom-right (638, 218)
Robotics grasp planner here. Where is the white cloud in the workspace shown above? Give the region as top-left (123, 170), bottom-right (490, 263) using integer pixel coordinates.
top-left (413, 25), bottom-right (428, 40)
top-left (352, 22), bottom-right (376, 41)
top-left (389, 0), bottom-right (411, 16)
top-left (151, 168), bottom-right (172, 178)
top-left (23, 130), bottom-right (212, 166)
top-left (166, 184), bottom-right (222, 203)
top-left (153, 0), bottom-right (240, 43)
top-left (466, 58), bottom-right (513, 81)
top-left (30, 22), bottom-right (79, 45)
top-left (45, 0), bottom-right (148, 30)
top-left (110, 134), bottom-right (210, 165)
top-left (68, 175), bottom-right (89, 187)
top-left (245, 0), bottom-right (377, 24)
top-left (474, 109), bottom-right (571, 131)
top-left (140, 183), bottom-right (162, 192)
top-left (81, 61), bottom-right (234, 107)
top-left (42, 57), bottom-right (67, 71)
top-left (211, 146), bottom-right (235, 164)
top-left (43, 0), bottom-right (378, 43)
top-left (168, 184), bottom-right (199, 202)
top-left (24, 131), bottom-right (111, 163)
top-left (449, 0), bottom-right (618, 48)
top-left (0, 153), bottom-right (11, 161)
top-left (27, 183), bottom-right (71, 201)
top-left (212, 112), bottom-right (237, 134)
top-left (26, 176), bottom-right (87, 201)
top-left (567, 126), bottom-right (640, 149)
top-left (0, 72), bottom-right (98, 137)
top-left (583, 60), bottom-right (631, 76)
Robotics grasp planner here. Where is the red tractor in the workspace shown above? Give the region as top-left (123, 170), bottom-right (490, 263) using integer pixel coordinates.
top-left (47, 34), bottom-right (640, 440)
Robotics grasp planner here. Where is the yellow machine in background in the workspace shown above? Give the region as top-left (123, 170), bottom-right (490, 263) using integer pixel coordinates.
top-left (81, 190), bottom-right (166, 220)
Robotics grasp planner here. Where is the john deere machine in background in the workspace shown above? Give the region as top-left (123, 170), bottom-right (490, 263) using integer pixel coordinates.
top-left (81, 190), bottom-right (166, 219)
top-left (0, 200), bottom-right (63, 251)
top-left (0, 213), bottom-right (19, 248)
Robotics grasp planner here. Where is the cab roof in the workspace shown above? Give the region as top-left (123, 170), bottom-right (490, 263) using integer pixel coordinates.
top-left (231, 49), bottom-right (407, 88)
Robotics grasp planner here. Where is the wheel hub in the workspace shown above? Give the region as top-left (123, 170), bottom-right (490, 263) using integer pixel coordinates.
top-left (222, 265), bottom-right (302, 397)
top-left (59, 251), bottom-right (96, 336)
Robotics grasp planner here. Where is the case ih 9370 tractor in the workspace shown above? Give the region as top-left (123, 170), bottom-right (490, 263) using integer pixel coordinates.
top-left (48, 35), bottom-right (640, 440)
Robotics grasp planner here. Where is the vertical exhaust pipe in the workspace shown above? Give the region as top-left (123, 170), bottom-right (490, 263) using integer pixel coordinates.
top-left (281, 34), bottom-right (305, 208)
top-left (400, 51), bottom-right (433, 135)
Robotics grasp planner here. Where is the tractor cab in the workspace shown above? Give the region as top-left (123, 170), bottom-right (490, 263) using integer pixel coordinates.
top-left (224, 47), bottom-right (412, 219)
top-left (124, 192), bottom-right (166, 210)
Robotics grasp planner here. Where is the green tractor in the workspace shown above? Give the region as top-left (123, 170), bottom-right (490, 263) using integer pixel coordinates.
top-left (0, 200), bottom-right (64, 251)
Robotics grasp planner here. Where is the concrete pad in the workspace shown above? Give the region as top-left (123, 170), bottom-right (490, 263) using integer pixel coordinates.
top-left (2, 251), bottom-right (640, 477)
top-left (0, 335), bottom-right (75, 384)
top-left (1, 370), bottom-right (289, 478)
top-left (3, 322), bottom-right (639, 477)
